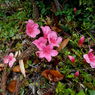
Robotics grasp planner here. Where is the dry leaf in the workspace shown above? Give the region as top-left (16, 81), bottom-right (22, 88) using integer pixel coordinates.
top-left (15, 51), bottom-right (19, 57)
top-left (33, 58), bottom-right (40, 64)
top-left (19, 60), bottom-right (26, 77)
top-left (19, 50), bottom-right (26, 77)
top-left (0, 64), bottom-right (4, 72)
top-left (52, 27), bottom-right (62, 32)
top-left (57, 38), bottom-right (70, 51)
top-left (13, 65), bottom-right (28, 73)
top-left (7, 80), bottom-right (16, 93)
top-left (42, 70), bottom-right (64, 82)
top-left (0, 64), bottom-right (4, 67)
top-left (0, 68), bottom-right (4, 72)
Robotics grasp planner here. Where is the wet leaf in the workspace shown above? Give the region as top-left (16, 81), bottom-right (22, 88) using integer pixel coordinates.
top-left (57, 38), bottom-right (70, 51)
top-left (7, 80), bottom-right (16, 93)
top-left (42, 70), bottom-right (64, 82)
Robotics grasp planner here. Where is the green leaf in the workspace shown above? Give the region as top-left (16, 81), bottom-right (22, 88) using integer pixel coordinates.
top-left (88, 90), bottom-right (95, 95)
top-left (67, 16), bottom-right (71, 21)
top-left (77, 90), bottom-right (85, 95)
top-left (25, 64), bottom-right (29, 69)
top-left (77, 10), bottom-right (81, 15)
top-left (79, 0), bottom-right (82, 6)
top-left (55, 11), bottom-right (60, 16)
top-left (41, 8), bottom-right (45, 15)
top-left (37, 22), bottom-right (43, 26)
top-left (87, 8), bottom-right (93, 12)
top-left (27, 60), bottom-right (32, 65)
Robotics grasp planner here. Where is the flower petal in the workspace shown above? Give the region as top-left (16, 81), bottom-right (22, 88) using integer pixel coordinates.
top-left (50, 50), bottom-right (58, 57)
top-left (57, 37), bottom-right (62, 44)
top-left (9, 58), bottom-right (16, 67)
top-left (45, 55), bottom-right (52, 62)
top-left (83, 54), bottom-right (90, 63)
top-left (68, 55), bottom-right (75, 63)
top-left (3, 56), bottom-right (9, 64)
top-left (79, 36), bottom-right (84, 47)
top-left (75, 71), bottom-right (79, 77)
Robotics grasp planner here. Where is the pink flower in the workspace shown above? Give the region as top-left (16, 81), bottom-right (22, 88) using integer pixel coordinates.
top-left (68, 55), bottom-right (75, 63)
top-left (75, 71), bottom-right (79, 77)
top-left (38, 44), bottom-right (58, 62)
top-left (79, 36), bottom-right (84, 47)
top-left (26, 19), bottom-right (40, 38)
top-left (74, 7), bottom-right (77, 12)
top-left (41, 26), bottom-right (51, 39)
top-left (32, 37), bottom-right (47, 50)
top-left (83, 49), bottom-right (95, 68)
top-left (3, 53), bottom-right (16, 67)
top-left (48, 31), bottom-right (62, 47)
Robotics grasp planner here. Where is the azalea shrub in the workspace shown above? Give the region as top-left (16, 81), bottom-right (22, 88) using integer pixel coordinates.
top-left (26, 19), bottom-right (62, 62)
top-left (3, 19), bottom-right (95, 69)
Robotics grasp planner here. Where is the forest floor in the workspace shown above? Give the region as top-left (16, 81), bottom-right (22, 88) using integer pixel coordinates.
top-left (0, 0), bottom-right (95, 95)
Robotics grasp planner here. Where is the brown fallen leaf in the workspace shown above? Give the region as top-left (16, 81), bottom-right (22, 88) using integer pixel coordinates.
top-left (0, 64), bottom-right (4, 72)
top-left (7, 80), bottom-right (16, 93)
top-left (0, 64), bottom-right (4, 67)
top-left (43, 92), bottom-right (53, 95)
top-left (52, 26), bottom-right (62, 33)
top-left (33, 58), bottom-right (40, 64)
top-left (57, 38), bottom-right (70, 51)
top-left (42, 70), bottom-right (64, 82)
top-left (0, 68), bottom-right (4, 72)
top-left (13, 65), bottom-right (28, 73)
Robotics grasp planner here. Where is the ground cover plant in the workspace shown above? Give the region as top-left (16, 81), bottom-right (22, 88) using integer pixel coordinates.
top-left (0, 0), bottom-right (95, 95)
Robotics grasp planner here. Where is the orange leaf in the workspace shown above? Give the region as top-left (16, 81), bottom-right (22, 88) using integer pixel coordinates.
top-left (7, 80), bottom-right (16, 93)
top-left (13, 65), bottom-right (28, 73)
top-left (42, 70), bottom-right (64, 82)
top-left (57, 38), bottom-right (70, 51)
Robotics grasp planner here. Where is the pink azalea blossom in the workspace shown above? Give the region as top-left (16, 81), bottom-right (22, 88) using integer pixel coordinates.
top-left (38, 44), bottom-right (58, 62)
top-left (83, 49), bottom-right (95, 68)
top-left (26, 19), bottom-right (40, 38)
top-left (75, 71), bottom-right (79, 77)
top-left (3, 53), bottom-right (16, 67)
top-left (41, 26), bottom-right (51, 39)
top-left (74, 7), bottom-right (77, 12)
top-left (79, 36), bottom-right (84, 47)
top-left (32, 37), bottom-right (47, 50)
top-left (48, 31), bottom-right (62, 47)
top-left (68, 55), bottom-right (75, 63)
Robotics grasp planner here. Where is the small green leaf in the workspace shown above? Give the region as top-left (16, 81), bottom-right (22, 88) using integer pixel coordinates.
top-left (25, 64), bottom-right (29, 69)
top-left (77, 10), bottom-right (81, 15)
top-left (87, 8), bottom-right (93, 12)
top-left (41, 8), bottom-right (45, 15)
top-left (55, 11), bottom-right (60, 16)
top-left (77, 90), bottom-right (85, 95)
top-left (67, 16), bottom-right (71, 21)
top-left (88, 90), bottom-right (95, 95)
top-left (27, 60), bottom-right (32, 65)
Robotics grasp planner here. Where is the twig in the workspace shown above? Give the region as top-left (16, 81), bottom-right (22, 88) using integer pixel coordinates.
top-left (54, 0), bottom-right (61, 12)
top-left (1, 64), bottom-right (7, 95)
